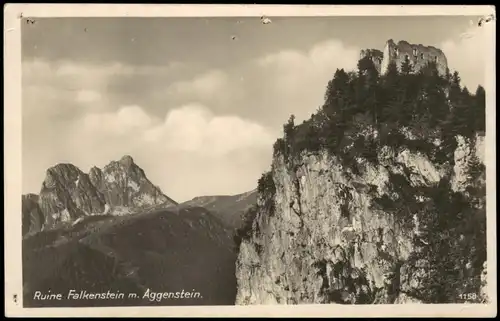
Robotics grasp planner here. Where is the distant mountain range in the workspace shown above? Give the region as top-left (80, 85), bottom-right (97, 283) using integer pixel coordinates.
top-left (175, 190), bottom-right (257, 229)
top-left (21, 155), bottom-right (257, 307)
top-left (22, 155), bottom-right (257, 235)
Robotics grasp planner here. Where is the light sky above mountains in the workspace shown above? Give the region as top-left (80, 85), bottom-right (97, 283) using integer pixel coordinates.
top-left (22, 15), bottom-right (488, 202)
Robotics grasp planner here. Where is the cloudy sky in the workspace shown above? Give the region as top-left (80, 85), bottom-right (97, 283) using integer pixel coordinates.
top-left (22, 15), bottom-right (488, 202)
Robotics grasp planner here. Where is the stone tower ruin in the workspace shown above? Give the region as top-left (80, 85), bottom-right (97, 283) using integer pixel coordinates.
top-left (361, 39), bottom-right (449, 76)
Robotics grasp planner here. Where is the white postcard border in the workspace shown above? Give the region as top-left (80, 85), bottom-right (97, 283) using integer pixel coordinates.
top-left (4, 4), bottom-right (497, 317)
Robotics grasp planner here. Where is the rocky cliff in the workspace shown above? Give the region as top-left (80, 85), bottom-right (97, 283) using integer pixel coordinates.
top-left (22, 155), bottom-right (177, 236)
top-left (235, 52), bottom-right (487, 305)
top-left (235, 134), bottom-right (486, 304)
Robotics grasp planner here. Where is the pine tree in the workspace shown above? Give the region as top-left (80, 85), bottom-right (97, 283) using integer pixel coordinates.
top-left (449, 71), bottom-right (462, 103)
top-left (386, 60), bottom-right (399, 79)
top-left (354, 57), bottom-right (380, 127)
top-left (323, 69), bottom-right (350, 119)
top-left (304, 121), bottom-right (322, 152)
top-left (474, 85), bottom-right (486, 133)
top-left (448, 73), bottom-right (475, 138)
top-left (283, 114), bottom-right (296, 140)
top-left (418, 62), bottom-right (448, 129)
top-left (357, 56), bottom-right (378, 77)
top-left (283, 114), bottom-right (296, 158)
top-left (400, 56), bottom-right (413, 75)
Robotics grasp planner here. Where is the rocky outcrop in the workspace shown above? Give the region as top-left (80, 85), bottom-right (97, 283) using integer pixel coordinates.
top-left (38, 164), bottom-right (106, 228)
top-left (22, 155), bottom-right (177, 236)
top-left (235, 134), bottom-right (485, 305)
top-left (451, 135), bottom-right (485, 192)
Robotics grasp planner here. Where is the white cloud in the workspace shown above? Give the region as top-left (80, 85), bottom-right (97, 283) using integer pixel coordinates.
top-left (54, 60), bottom-right (182, 79)
top-left (82, 105), bottom-right (154, 136)
top-left (144, 104), bottom-right (275, 156)
top-left (55, 61), bottom-right (128, 77)
top-left (23, 59), bottom-right (114, 117)
top-left (78, 103), bottom-right (275, 158)
top-left (257, 39), bottom-right (359, 70)
top-left (23, 59), bottom-right (185, 114)
top-left (53, 103), bottom-right (275, 202)
top-left (166, 69), bottom-right (234, 103)
top-left (76, 89), bottom-right (102, 103)
top-left (440, 23), bottom-right (490, 91)
top-left (247, 39), bottom-right (360, 126)
top-left (22, 59), bottom-right (53, 84)
top-left (41, 61), bottom-right (134, 95)
top-left (147, 39), bottom-right (360, 130)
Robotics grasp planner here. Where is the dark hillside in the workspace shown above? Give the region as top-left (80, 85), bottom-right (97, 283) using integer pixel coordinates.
top-left (23, 208), bottom-right (237, 307)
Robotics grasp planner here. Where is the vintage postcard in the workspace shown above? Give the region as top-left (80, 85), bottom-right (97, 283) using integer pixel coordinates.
top-left (4, 4), bottom-right (497, 318)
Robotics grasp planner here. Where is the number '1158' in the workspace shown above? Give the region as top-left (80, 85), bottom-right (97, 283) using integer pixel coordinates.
top-left (459, 293), bottom-right (478, 300)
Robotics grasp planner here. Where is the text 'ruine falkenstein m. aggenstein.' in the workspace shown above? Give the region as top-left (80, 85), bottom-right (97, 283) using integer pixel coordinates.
top-left (22, 39), bottom-right (487, 307)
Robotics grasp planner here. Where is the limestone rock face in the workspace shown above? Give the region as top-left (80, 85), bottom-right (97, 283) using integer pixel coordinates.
top-left (38, 163), bottom-right (106, 228)
top-left (92, 155), bottom-right (175, 209)
top-left (451, 135), bottom-right (486, 192)
top-left (22, 156), bottom-right (177, 235)
top-left (235, 134), bottom-right (484, 305)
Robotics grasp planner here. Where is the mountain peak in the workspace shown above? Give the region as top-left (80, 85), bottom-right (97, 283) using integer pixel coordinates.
top-left (119, 155), bottom-right (135, 167)
top-left (43, 163), bottom-right (82, 189)
top-left (23, 156), bottom-right (177, 235)
top-left (46, 163), bottom-right (79, 174)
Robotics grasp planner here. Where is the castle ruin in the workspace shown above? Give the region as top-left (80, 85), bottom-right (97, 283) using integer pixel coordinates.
top-left (361, 39), bottom-right (448, 76)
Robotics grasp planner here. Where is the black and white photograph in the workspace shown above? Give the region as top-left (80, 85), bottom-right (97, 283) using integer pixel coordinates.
top-left (4, 4), bottom-right (497, 318)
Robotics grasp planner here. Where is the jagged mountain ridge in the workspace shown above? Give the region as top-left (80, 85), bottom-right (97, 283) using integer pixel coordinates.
top-left (177, 189), bottom-right (258, 229)
top-left (22, 155), bottom-right (177, 236)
